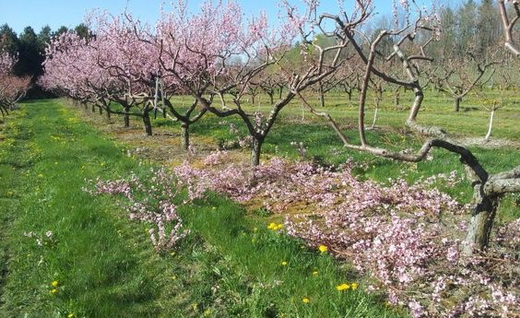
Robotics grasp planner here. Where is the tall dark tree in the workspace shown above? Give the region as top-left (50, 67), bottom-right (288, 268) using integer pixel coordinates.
top-left (16, 26), bottom-right (44, 77)
top-left (0, 24), bottom-right (19, 56)
top-left (53, 26), bottom-right (69, 37)
top-left (74, 23), bottom-right (93, 40)
top-left (38, 26), bottom-right (52, 50)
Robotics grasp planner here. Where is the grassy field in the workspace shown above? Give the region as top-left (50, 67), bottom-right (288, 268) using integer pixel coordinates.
top-left (150, 89), bottom-right (520, 218)
top-left (2, 87), bottom-right (517, 317)
top-left (0, 100), bottom-right (407, 317)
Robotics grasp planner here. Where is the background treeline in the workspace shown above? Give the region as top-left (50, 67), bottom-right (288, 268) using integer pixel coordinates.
top-left (0, 0), bottom-right (516, 100)
top-left (0, 23), bottom-right (90, 98)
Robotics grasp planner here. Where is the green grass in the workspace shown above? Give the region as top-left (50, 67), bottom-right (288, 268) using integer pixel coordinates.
top-left (132, 89), bottom-right (520, 222)
top-left (5, 88), bottom-right (516, 317)
top-left (0, 100), bottom-right (405, 317)
top-left (0, 100), bottom-right (174, 317)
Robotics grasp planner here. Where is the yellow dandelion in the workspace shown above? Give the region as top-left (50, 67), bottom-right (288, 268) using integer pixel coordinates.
top-left (281, 261), bottom-right (288, 266)
top-left (67, 313), bottom-right (75, 318)
top-left (268, 222), bottom-right (283, 231)
top-left (336, 283), bottom-right (350, 291)
top-left (50, 288), bottom-right (58, 294)
top-left (267, 222), bottom-right (277, 230)
top-left (312, 270), bottom-right (319, 276)
top-left (302, 297), bottom-right (310, 304)
top-left (51, 280), bottom-right (59, 287)
top-left (318, 245), bottom-right (328, 253)
top-left (351, 283), bottom-right (359, 290)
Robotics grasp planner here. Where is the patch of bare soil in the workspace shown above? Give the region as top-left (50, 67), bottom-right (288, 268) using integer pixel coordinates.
top-left (69, 102), bottom-right (253, 168)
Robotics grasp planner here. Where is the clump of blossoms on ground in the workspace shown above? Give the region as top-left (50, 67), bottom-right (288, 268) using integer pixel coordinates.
top-left (173, 151), bottom-right (519, 317)
top-left (86, 168), bottom-right (190, 252)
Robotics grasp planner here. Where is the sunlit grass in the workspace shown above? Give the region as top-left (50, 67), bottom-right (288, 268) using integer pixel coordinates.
top-left (0, 99), bottom-right (406, 317)
top-left (4, 88), bottom-right (516, 317)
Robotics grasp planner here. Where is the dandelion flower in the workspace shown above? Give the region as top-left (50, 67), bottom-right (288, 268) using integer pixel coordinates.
top-left (51, 280), bottom-right (59, 287)
top-left (67, 313), bottom-right (75, 318)
top-left (302, 297), bottom-right (310, 304)
top-left (268, 222), bottom-right (283, 231)
top-left (336, 283), bottom-right (350, 291)
top-left (351, 283), bottom-right (359, 290)
top-left (281, 261), bottom-right (288, 266)
top-left (50, 288), bottom-right (58, 294)
top-left (312, 271), bottom-right (319, 276)
top-left (318, 245), bottom-right (328, 253)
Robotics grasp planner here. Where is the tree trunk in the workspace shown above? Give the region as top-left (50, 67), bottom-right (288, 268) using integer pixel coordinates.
top-left (124, 106), bottom-right (130, 128)
top-left (319, 83), bottom-right (325, 107)
top-left (181, 122), bottom-right (190, 150)
top-left (268, 93), bottom-right (274, 105)
top-left (251, 137), bottom-right (263, 166)
top-left (371, 106), bottom-right (379, 129)
top-left (454, 96), bottom-right (462, 112)
top-left (142, 112), bottom-right (153, 136)
top-left (346, 88), bottom-right (352, 101)
top-left (91, 104), bottom-right (96, 113)
top-left (393, 87), bottom-right (401, 109)
top-left (485, 109), bottom-right (495, 141)
top-left (463, 187), bottom-right (499, 255)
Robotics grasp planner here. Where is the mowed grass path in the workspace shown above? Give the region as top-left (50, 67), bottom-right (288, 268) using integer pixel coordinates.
top-left (0, 100), bottom-right (174, 317)
top-left (0, 100), bottom-right (404, 317)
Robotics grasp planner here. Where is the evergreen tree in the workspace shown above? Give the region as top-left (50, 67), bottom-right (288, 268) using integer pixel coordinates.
top-left (0, 24), bottom-right (19, 56)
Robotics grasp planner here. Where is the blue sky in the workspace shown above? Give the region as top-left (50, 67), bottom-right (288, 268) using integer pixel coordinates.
top-left (0, 0), bottom-right (421, 35)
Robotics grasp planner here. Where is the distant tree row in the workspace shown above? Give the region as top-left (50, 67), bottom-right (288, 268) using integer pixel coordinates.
top-left (0, 23), bottom-right (91, 98)
top-left (1, 0), bottom-right (515, 101)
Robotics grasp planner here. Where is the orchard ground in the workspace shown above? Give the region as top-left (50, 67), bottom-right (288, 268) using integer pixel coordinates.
top-left (0, 89), bottom-right (519, 317)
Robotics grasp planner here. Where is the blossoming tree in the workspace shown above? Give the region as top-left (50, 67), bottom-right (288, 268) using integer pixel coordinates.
top-left (154, 0), bottom-right (355, 166)
top-left (290, 0), bottom-right (520, 254)
top-left (0, 49), bottom-right (31, 116)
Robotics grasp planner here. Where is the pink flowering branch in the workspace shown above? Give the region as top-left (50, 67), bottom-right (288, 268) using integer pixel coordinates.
top-left (0, 49), bottom-right (31, 115)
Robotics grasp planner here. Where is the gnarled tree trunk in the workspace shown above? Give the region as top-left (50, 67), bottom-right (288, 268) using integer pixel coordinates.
top-left (251, 137), bottom-right (264, 167)
top-left (181, 122), bottom-right (190, 150)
